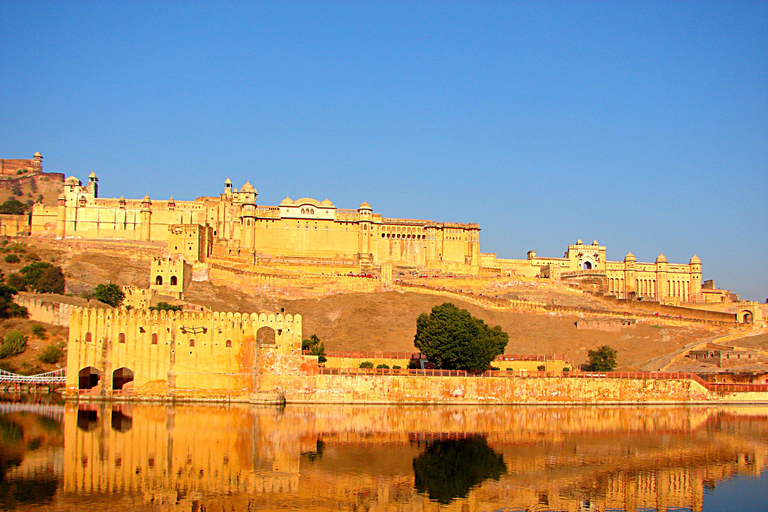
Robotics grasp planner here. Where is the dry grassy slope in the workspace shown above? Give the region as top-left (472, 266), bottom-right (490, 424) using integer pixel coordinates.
top-left (0, 172), bottom-right (64, 207)
top-left (185, 283), bottom-right (718, 370)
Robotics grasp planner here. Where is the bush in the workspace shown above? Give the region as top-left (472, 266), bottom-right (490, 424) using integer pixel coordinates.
top-left (31, 324), bottom-right (46, 338)
top-left (563, 367), bottom-right (571, 372)
top-left (0, 331), bottom-right (27, 359)
top-left (537, 364), bottom-right (546, 372)
top-left (376, 364), bottom-right (389, 369)
top-left (301, 334), bottom-right (327, 364)
top-left (0, 199), bottom-right (26, 215)
top-left (359, 361), bottom-right (374, 369)
top-left (408, 360), bottom-right (420, 369)
top-left (392, 365), bottom-right (401, 370)
top-left (38, 344), bottom-right (63, 364)
top-left (148, 301), bottom-right (181, 312)
top-left (4, 254), bottom-right (19, 264)
top-left (24, 252), bottom-right (40, 261)
top-left (93, 284), bottom-right (125, 308)
top-left (19, 261), bottom-right (53, 289)
top-left (586, 345), bottom-right (618, 371)
top-left (35, 266), bottom-right (65, 294)
top-left (5, 272), bottom-right (24, 290)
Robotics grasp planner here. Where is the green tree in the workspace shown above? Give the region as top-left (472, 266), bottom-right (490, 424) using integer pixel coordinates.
top-left (586, 345), bottom-right (618, 371)
top-left (93, 284), bottom-right (125, 307)
top-left (5, 272), bottom-right (24, 290)
top-left (35, 266), bottom-right (65, 294)
top-left (19, 261), bottom-right (53, 289)
top-left (359, 361), bottom-right (373, 369)
top-left (4, 254), bottom-right (19, 264)
top-left (0, 284), bottom-right (27, 319)
top-left (414, 303), bottom-right (508, 372)
top-left (302, 333), bottom-right (327, 363)
top-left (0, 199), bottom-right (27, 215)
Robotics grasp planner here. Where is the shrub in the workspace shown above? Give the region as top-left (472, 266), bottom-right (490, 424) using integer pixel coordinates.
top-left (148, 301), bottom-right (181, 312)
top-left (38, 344), bottom-right (63, 364)
top-left (4, 254), bottom-right (19, 264)
top-left (586, 345), bottom-right (618, 371)
top-left (0, 199), bottom-right (26, 215)
top-left (31, 324), bottom-right (46, 338)
top-left (563, 367), bottom-right (571, 372)
top-left (35, 266), bottom-right (65, 294)
top-left (19, 261), bottom-right (53, 289)
top-left (359, 361), bottom-right (374, 369)
top-left (0, 331), bottom-right (27, 359)
top-left (537, 364), bottom-right (546, 372)
top-left (408, 360), bottom-right (420, 369)
top-left (301, 334), bottom-right (327, 364)
top-left (93, 284), bottom-right (125, 308)
top-left (5, 272), bottom-right (24, 290)
top-left (392, 365), bottom-right (401, 370)
top-left (24, 252), bottom-right (40, 261)
top-left (376, 364), bottom-right (389, 369)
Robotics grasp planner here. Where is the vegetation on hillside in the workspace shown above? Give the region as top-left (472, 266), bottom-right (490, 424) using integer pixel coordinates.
top-left (93, 284), bottom-right (125, 308)
top-left (414, 302), bottom-right (508, 372)
top-left (585, 345), bottom-right (618, 371)
top-left (302, 333), bottom-right (327, 363)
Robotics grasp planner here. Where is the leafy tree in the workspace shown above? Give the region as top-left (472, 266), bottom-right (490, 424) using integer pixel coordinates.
top-left (359, 361), bottom-right (374, 369)
top-left (376, 364), bottom-right (389, 369)
top-left (0, 199), bottom-right (26, 215)
top-left (0, 331), bottom-right (27, 359)
top-left (38, 344), bottom-right (63, 364)
top-left (0, 284), bottom-right (27, 319)
top-left (414, 303), bottom-right (508, 371)
top-left (35, 266), bottom-right (65, 294)
top-left (19, 262), bottom-right (52, 289)
top-left (149, 301), bottom-right (182, 312)
top-left (586, 345), bottom-right (618, 371)
top-left (93, 284), bottom-right (125, 307)
top-left (302, 333), bottom-right (327, 363)
top-left (413, 436), bottom-right (507, 504)
top-left (4, 254), bottom-right (19, 264)
top-left (5, 272), bottom-right (24, 290)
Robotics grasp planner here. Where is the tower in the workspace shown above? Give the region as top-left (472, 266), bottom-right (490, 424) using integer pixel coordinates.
top-left (140, 195), bottom-right (152, 242)
top-left (357, 202), bottom-right (372, 262)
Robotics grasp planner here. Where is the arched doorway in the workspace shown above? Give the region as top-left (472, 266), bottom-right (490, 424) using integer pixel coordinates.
top-left (112, 367), bottom-right (134, 390)
top-left (170, 276), bottom-right (177, 286)
top-left (78, 367), bottom-right (100, 390)
top-left (743, 312), bottom-right (753, 324)
top-left (583, 261), bottom-right (592, 270)
top-left (155, 275), bottom-right (163, 285)
top-left (256, 326), bottom-right (276, 346)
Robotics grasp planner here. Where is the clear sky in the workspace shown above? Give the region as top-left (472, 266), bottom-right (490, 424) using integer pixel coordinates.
top-left (1, 1), bottom-right (766, 300)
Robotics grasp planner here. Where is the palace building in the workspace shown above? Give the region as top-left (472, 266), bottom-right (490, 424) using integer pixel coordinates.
top-left (31, 173), bottom-right (481, 272)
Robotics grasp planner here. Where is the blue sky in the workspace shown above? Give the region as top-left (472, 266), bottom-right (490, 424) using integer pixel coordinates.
top-left (1, 1), bottom-right (766, 300)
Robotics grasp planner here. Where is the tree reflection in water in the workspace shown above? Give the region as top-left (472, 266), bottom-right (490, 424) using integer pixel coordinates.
top-left (413, 435), bottom-right (507, 504)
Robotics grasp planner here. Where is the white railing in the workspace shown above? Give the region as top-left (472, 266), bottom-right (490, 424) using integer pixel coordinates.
top-left (0, 368), bottom-right (66, 384)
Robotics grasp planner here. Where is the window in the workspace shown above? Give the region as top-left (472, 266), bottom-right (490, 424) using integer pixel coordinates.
top-left (226, 339), bottom-right (232, 348)
top-left (118, 333), bottom-right (125, 344)
top-left (189, 339), bottom-right (195, 347)
top-left (155, 276), bottom-right (163, 286)
top-left (170, 276), bottom-right (177, 286)
top-left (85, 332), bottom-right (92, 343)
top-left (151, 333), bottom-right (158, 345)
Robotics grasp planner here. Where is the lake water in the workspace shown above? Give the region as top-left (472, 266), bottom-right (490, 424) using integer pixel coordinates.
top-left (1, 395), bottom-right (767, 511)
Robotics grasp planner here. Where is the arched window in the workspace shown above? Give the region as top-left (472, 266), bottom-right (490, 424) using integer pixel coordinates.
top-left (189, 339), bottom-right (195, 347)
top-left (226, 339), bottom-right (232, 348)
top-left (151, 333), bottom-right (158, 345)
top-left (170, 276), bottom-right (177, 286)
top-left (85, 332), bottom-right (92, 343)
top-left (118, 333), bottom-right (125, 344)
top-left (155, 275), bottom-right (163, 286)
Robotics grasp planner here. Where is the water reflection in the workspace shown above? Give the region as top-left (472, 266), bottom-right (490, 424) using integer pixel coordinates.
top-left (413, 435), bottom-right (506, 503)
top-left (0, 402), bottom-right (766, 511)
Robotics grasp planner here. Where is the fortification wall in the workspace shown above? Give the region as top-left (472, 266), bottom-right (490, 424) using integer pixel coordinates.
top-left (602, 295), bottom-right (737, 322)
top-left (65, 307), bottom-right (303, 400)
top-left (263, 373), bottom-right (713, 404)
top-left (13, 293), bottom-right (105, 327)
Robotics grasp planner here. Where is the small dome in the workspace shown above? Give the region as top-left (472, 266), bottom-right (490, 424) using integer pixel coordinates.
top-left (224, 177), bottom-right (232, 185)
top-left (142, 194), bottom-right (151, 202)
top-left (168, 196), bottom-right (175, 203)
top-left (320, 198), bottom-right (334, 207)
top-left (241, 180), bottom-right (256, 193)
top-left (280, 196), bottom-right (294, 206)
top-left (88, 171), bottom-right (97, 178)
top-left (119, 195), bottom-right (125, 201)
top-left (34, 152), bottom-right (42, 157)
top-left (577, 239), bottom-right (583, 245)
top-left (592, 240), bottom-right (598, 245)
top-left (358, 201), bottom-right (372, 210)
top-left (690, 254), bottom-right (701, 264)
top-left (655, 253), bottom-right (667, 263)
top-left (624, 251), bottom-right (636, 262)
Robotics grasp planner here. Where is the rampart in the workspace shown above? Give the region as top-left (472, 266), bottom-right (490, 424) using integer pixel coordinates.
top-left (13, 293), bottom-right (108, 327)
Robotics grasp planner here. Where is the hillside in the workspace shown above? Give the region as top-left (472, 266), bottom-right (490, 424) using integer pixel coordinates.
top-left (0, 238), bottom-right (727, 372)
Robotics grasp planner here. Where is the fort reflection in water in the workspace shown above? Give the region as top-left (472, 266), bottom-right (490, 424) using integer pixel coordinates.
top-left (5, 403), bottom-right (768, 511)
